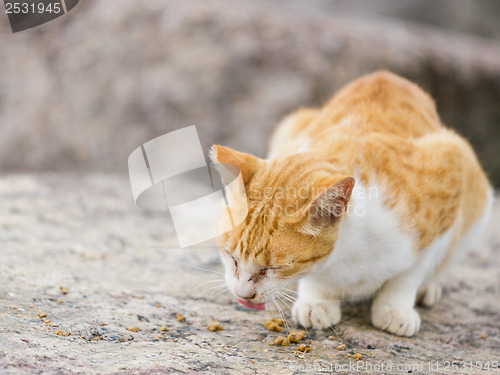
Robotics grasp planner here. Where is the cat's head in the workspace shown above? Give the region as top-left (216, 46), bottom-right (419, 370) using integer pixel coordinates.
top-left (210, 145), bottom-right (354, 309)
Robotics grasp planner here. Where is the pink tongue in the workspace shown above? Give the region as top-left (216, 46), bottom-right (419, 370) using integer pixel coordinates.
top-left (238, 299), bottom-right (266, 310)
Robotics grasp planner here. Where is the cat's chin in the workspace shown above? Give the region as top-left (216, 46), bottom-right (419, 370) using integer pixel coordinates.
top-left (238, 299), bottom-right (266, 310)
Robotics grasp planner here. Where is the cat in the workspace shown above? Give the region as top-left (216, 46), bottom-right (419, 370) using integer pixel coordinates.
top-left (209, 71), bottom-right (493, 337)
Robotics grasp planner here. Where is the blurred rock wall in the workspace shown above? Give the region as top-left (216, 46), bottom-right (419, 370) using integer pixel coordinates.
top-left (0, 0), bottom-right (499, 185)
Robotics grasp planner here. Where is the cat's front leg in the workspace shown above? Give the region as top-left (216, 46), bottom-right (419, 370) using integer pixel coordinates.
top-left (292, 276), bottom-right (341, 329)
top-left (371, 269), bottom-right (422, 337)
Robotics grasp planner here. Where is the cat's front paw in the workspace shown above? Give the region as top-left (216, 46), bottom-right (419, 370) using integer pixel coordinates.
top-left (371, 305), bottom-right (421, 337)
top-left (418, 282), bottom-right (442, 308)
top-left (292, 299), bottom-right (341, 329)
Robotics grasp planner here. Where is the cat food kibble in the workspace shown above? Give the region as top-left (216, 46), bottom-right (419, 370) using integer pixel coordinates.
top-left (298, 344), bottom-right (312, 352)
top-left (207, 321), bottom-right (223, 331)
top-left (128, 326), bottom-right (140, 332)
top-left (337, 343), bottom-right (347, 351)
top-left (160, 325), bottom-right (169, 332)
top-left (59, 286), bottom-right (69, 295)
top-left (287, 329), bottom-right (306, 343)
top-left (176, 314), bottom-right (186, 322)
top-left (264, 317), bottom-right (284, 332)
top-left (273, 336), bottom-right (289, 346)
top-left (56, 330), bottom-right (71, 336)
top-left (354, 352), bottom-right (362, 360)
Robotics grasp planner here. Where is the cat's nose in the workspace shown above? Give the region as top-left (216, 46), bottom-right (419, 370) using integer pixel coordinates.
top-left (234, 284), bottom-right (257, 300)
top-left (238, 292), bottom-right (257, 300)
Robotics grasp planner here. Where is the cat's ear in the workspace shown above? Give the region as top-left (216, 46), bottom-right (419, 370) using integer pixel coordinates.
top-left (209, 145), bottom-right (262, 186)
top-left (306, 176), bottom-right (355, 229)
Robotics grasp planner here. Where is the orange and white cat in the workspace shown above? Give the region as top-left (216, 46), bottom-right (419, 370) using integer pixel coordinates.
top-left (210, 71), bottom-right (492, 337)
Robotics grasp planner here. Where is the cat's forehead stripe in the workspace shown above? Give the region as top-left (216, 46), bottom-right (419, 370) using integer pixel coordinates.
top-left (238, 202), bottom-right (281, 261)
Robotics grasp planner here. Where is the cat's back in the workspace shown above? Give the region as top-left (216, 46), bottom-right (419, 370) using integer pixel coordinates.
top-left (313, 71), bottom-right (442, 138)
top-left (269, 71), bottom-right (442, 157)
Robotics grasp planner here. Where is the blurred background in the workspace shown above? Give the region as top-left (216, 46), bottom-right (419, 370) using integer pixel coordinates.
top-left (1, 0), bottom-right (499, 185)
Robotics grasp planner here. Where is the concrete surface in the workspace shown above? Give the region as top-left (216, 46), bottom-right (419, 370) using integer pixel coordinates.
top-left (0, 174), bottom-right (499, 374)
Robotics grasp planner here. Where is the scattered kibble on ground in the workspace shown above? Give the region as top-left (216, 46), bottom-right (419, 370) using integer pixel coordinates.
top-left (60, 286), bottom-right (69, 295)
top-left (176, 314), bottom-right (186, 322)
top-left (354, 352), bottom-right (362, 360)
top-left (298, 344), bottom-right (312, 352)
top-left (37, 312), bottom-right (47, 319)
top-left (160, 325), bottom-right (169, 332)
top-left (207, 321), bottom-right (223, 331)
top-left (128, 326), bottom-right (140, 332)
top-left (337, 343), bottom-right (347, 351)
top-left (56, 330), bottom-right (71, 336)
top-left (264, 317), bottom-right (284, 332)
top-left (480, 333), bottom-right (487, 339)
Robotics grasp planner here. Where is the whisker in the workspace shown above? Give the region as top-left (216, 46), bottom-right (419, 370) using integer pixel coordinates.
top-left (187, 266), bottom-right (225, 276)
top-left (272, 296), bottom-right (291, 335)
top-left (278, 292), bottom-right (296, 304)
top-left (277, 290), bottom-right (345, 343)
top-left (282, 288), bottom-right (298, 295)
top-left (189, 278), bottom-right (225, 293)
top-left (275, 293), bottom-right (314, 340)
top-left (192, 283), bottom-right (227, 302)
top-left (203, 287), bottom-right (230, 303)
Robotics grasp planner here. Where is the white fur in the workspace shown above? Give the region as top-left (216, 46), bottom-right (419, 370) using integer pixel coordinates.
top-left (292, 181), bottom-right (493, 337)
top-left (298, 180), bottom-right (417, 300)
top-left (451, 188), bottom-right (493, 265)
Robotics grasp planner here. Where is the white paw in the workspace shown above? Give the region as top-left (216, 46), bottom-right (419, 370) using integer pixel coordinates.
top-left (372, 305), bottom-right (421, 337)
top-left (292, 299), bottom-right (341, 329)
top-left (419, 283), bottom-right (442, 308)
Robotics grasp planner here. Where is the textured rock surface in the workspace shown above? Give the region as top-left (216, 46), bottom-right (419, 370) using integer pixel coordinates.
top-left (0, 0), bottom-right (500, 185)
top-left (0, 174), bottom-right (499, 374)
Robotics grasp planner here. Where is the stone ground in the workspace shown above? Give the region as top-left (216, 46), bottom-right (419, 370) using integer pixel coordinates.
top-left (0, 174), bottom-right (499, 375)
